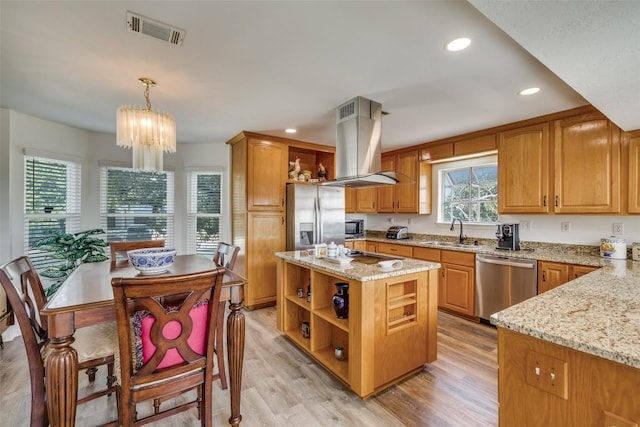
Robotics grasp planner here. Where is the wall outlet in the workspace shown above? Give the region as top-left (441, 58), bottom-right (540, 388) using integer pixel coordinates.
top-left (520, 221), bottom-right (531, 231)
top-left (407, 218), bottom-right (413, 225)
top-left (561, 221), bottom-right (570, 232)
top-left (613, 222), bottom-right (624, 235)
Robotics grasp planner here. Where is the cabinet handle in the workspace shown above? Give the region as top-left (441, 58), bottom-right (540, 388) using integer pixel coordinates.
top-left (396, 201), bottom-right (399, 209)
top-left (441, 270), bottom-right (445, 278)
top-left (542, 271), bottom-right (546, 282)
top-left (555, 195), bottom-right (559, 207)
top-left (543, 195), bottom-right (547, 207)
top-left (281, 217), bottom-right (285, 225)
top-left (281, 198), bottom-right (285, 207)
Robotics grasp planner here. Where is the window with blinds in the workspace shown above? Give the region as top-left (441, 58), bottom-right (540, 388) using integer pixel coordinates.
top-left (187, 172), bottom-right (222, 256)
top-left (24, 155), bottom-right (81, 270)
top-left (99, 166), bottom-right (174, 248)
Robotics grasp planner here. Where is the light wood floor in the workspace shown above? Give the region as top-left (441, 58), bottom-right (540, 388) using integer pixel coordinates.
top-left (0, 307), bottom-right (497, 426)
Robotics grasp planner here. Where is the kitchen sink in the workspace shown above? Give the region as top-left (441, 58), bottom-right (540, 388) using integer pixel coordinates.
top-left (417, 241), bottom-right (479, 249)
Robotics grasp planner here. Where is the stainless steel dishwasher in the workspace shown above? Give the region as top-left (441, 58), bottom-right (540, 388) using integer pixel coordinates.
top-left (475, 254), bottom-right (537, 322)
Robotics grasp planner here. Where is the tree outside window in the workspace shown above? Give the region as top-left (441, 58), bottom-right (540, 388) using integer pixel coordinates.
top-left (441, 164), bottom-right (498, 224)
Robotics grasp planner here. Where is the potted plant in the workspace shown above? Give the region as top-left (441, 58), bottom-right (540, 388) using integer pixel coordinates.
top-left (32, 228), bottom-right (109, 296)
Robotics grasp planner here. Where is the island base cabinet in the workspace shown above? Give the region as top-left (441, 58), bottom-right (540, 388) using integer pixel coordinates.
top-left (498, 328), bottom-right (640, 426)
top-left (276, 258), bottom-right (438, 398)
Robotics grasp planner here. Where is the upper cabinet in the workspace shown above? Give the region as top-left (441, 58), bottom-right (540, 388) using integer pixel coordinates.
top-left (498, 123), bottom-right (550, 213)
top-left (497, 110), bottom-right (622, 214)
top-left (378, 149), bottom-right (431, 214)
top-left (553, 112), bottom-right (620, 213)
top-left (247, 139), bottom-right (288, 211)
top-left (628, 133), bottom-right (640, 213)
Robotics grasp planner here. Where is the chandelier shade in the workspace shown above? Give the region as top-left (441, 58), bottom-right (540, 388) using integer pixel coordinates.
top-left (116, 78), bottom-right (176, 172)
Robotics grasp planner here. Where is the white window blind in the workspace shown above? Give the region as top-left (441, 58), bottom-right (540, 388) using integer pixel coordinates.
top-left (187, 171), bottom-right (223, 256)
top-left (99, 166), bottom-right (174, 249)
top-left (24, 155), bottom-right (81, 269)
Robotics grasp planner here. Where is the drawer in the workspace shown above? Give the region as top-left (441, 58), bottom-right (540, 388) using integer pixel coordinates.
top-left (441, 249), bottom-right (475, 267)
top-left (413, 247), bottom-right (441, 262)
top-left (377, 242), bottom-right (413, 258)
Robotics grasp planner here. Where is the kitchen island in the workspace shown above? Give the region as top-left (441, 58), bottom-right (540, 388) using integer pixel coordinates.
top-left (275, 251), bottom-right (440, 398)
top-left (491, 260), bottom-right (640, 425)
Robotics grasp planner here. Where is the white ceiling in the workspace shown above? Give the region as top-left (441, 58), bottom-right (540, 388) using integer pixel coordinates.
top-left (1, 1), bottom-right (636, 151)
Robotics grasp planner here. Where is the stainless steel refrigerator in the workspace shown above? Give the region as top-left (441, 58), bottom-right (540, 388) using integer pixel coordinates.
top-left (286, 183), bottom-right (345, 250)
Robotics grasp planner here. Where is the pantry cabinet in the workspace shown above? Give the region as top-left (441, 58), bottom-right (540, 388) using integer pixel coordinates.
top-left (498, 123), bottom-right (550, 213)
top-left (377, 149), bottom-right (431, 214)
top-left (228, 131), bottom-right (335, 308)
top-left (537, 261), bottom-right (598, 294)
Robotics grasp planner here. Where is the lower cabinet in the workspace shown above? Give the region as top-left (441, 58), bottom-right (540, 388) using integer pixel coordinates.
top-left (440, 250), bottom-right (476, 318)
top-left (538, 261), bottom-right (598, 294)
top-left (245, 211), bottom-right (285, 308)
top-left (377, 242), bottom-right (414, 258)
top-left (498, 328), bottom-right (640, 426)
top-left (345, 240), bottom-right (366, 252)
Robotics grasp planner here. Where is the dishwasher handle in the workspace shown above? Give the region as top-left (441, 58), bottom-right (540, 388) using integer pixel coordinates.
top-left (477, 256), bottom-right (535, 269)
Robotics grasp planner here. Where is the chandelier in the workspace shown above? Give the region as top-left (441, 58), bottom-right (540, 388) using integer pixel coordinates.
top-left (116, 77), bottom-right (176, 172)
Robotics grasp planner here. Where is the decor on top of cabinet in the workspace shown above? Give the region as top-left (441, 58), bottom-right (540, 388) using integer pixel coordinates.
top-left (318, 162), bottom-right (327, 181)
top-left (288, 156), bottom-right (301, 180)
top-left (332, 282), bottom-right (349, 319)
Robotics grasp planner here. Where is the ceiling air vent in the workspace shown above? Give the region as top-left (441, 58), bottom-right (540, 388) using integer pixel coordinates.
top-left (126, 11), bottom-right (185, 46)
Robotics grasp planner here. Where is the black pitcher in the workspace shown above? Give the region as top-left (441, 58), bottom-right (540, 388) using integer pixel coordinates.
top-left (332, 282), bottom-right (349, 319)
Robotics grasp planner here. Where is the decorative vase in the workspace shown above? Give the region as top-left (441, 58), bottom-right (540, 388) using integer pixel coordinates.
top-left (332, 282), bottom-right (349, 319)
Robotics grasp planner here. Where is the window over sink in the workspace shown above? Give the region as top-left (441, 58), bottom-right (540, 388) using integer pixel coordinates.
top-left (438, 155), bottom-right (498, 224)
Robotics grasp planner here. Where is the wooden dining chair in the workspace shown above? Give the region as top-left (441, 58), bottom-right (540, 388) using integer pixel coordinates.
top-left (110, 239), bottom-right (165, 268)
top-left (0, 256), bottom-right (120, 426)
top-left (212, 242), bottom-right (240, 390)
top-left (111, 267), bottom-right (225, 426)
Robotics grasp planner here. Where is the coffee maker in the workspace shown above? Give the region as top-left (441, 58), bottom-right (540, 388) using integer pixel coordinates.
top-left (496, 223), bottom-right (520, 251)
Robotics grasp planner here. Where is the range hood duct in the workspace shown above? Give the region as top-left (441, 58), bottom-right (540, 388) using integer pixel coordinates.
top-left (323, 96), bottom-right (403, 188)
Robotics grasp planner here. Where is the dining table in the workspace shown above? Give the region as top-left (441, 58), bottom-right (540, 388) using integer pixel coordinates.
top-left (40, 254), bottom-right (246, 427)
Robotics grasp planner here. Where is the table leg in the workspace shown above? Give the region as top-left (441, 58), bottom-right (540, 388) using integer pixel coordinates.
top-left (45, 334), bottom-right (78, 426)
top-left (226, 299), bottom-right (245, 426)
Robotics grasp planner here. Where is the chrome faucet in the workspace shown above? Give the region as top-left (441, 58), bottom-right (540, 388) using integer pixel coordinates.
top-left (450, 218), bottom-right (467, 244)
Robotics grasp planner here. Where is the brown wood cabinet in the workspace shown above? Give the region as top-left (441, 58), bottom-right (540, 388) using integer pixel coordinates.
top-left (377, 242), bottom-right (414, 258)
top-left (377, 149), bottom-right (431, 214)
top-left (498, 328), bottom-right (640, 426)
top-left (355, 187), bottom-right (377, 213)
top-left (365, 241), bottom-right (378, 253)
top-left (498, 123), bottom-right (550, 213)
top-left (277, 258), bottom-right (438, 398)
top-left (228, 131), bottom-right (335, 308)
top-left (413, 247), bottom-right (442, 306)
top-left (440, 250), bottom-right (476, 318)
top-left (344, 240), bottom-right (366, 252)
top-left (553, 112), bottom-right (621, 213)
top-left (345, 188), bottom-right (356, 213)
top-left (538, 261), bottom-right (598, 294)
top-left (628, 133), bottom-right (640, 213)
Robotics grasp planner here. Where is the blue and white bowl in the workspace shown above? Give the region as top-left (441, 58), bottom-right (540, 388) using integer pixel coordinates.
top-left (127, 248), bottom-right (177, 275)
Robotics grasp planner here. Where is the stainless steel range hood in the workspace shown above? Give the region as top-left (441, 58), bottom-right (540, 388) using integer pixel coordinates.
top-left (322, 96), bottom-right (402, 188)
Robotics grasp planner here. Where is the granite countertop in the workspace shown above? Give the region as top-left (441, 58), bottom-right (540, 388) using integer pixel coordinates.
top-left (275, 250), bottom-right (440, 281)
top-left (490, 259), bottom-right (640, 369)
top-left (363, 235), bottom-right (611, 267)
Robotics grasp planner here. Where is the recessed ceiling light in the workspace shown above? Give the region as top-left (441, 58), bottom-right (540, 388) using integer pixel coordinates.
top-left (446, 37), bottom-right (471, 52)
top-left (519, 87), bottom-right (541, 96)
top-left (285, 128), bottom-right (297, 134)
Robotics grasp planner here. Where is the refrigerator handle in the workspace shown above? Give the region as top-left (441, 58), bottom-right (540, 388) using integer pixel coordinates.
top-left (315, 196), bottom-right (322, 244)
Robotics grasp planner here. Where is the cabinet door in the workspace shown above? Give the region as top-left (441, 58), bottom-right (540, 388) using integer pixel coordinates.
top-left (246, 211), bottom-right (285, 307)
top-left (570, 265), bottom-right (598, 280)
top-left (537, 261), bottom-right (570, 294)
top-left (377, 154), bottom-right (396, 212)
top-left (498, 123), bottom-right (550, 213)
top-left (553, 113), bottom-right (621, 213)
top-left (377, 242), bottom-right (413, 258)
top-left (345, 188), bottom-right (356, 213)
top-left (365, 241), bottom-right (378, 253)
top-left (413, 247), bottom-right (442, 307)
top-left (441, 262), bottom-right (475, 316)
top-left (356, 188), bottom-right (377, 213)
top-left (628, 134), bottom-right (640, 213)
top-left (247, 140), bottom-right (287, 211)
top-left (395, 150), bottom-right (419, 213)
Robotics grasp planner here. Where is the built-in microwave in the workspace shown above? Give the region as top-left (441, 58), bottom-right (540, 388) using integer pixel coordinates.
top-left (345, 219), bottom-right (364, 238)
